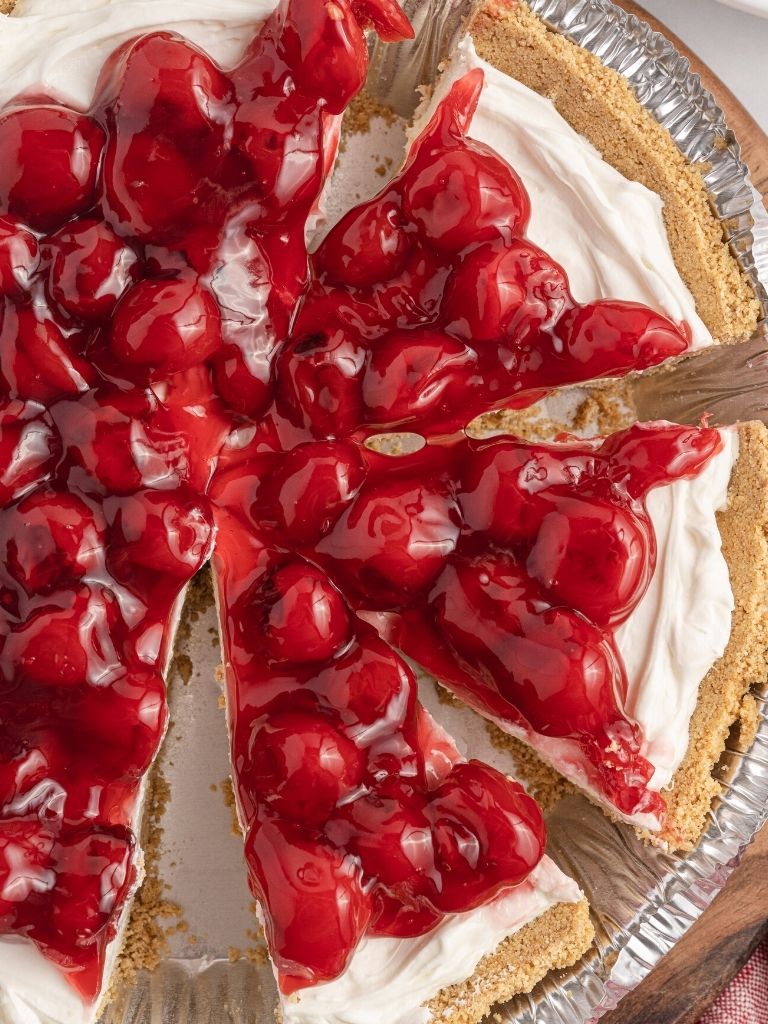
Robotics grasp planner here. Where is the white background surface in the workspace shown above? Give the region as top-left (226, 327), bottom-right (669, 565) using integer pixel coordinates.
top-left (641, 0), bottom-right (768, 130)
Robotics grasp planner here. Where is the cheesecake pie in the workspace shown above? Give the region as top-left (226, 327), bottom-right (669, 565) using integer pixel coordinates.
top-left (0, 2), bottom-right (765, 1024)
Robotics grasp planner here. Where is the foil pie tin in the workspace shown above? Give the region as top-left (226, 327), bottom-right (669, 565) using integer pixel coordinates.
top-left (101, 3), bottom-right (768, 1022)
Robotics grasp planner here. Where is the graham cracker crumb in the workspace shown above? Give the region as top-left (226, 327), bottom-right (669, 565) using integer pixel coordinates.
top-left (471, 1), bottom-right (760, 344)
top-left (342, 90), bottom-right (397, 141)
top-left (425, 898), bottom-right (593, 1024)
top-left (736, 692), bottom-right (761, 753)
top-left (469, 405), bottom-right (570, 441)
top-left (112, 771), bottom-right (182, 991)
top-left (571, 382), bottom-right (634, 436)
top-left (486, 724), bottom-right (577, 812)
top-left (221, 776), bottom-right (243, 836)
top-left (168, 567), bottom-right (215, 683)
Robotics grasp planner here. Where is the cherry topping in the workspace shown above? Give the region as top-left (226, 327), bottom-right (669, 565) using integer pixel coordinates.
top-left (109, 275), bottom-right (223, 377)
top-left (1, 489), bottom-right (104, 595)
top-left (0, 216), bottom-right (39, 296)
top-left (317, 479), bottom-right (461, 602)
top-left (316, 197), bottom-right (411, 287)
top-left (362, 329), bottom-right (477, 425)
top-left (262, 563), bottom-right (351, 664)
top-left (403, 143), bottom-right (530, 253)
top-left (0, 106), bottom-right (104, 233)
top-left (267, 440), bottom-right (366, 544)
top-left (246, 711), bottom-right (364, 826)
top-left (525, 495), bottom-right (651, 627)
top-left (107, 488), bottom-right (213, 580)
top-left (246, 818), bottom-right (372, 994)
top-left (47, 220), bottom-right (138, 322)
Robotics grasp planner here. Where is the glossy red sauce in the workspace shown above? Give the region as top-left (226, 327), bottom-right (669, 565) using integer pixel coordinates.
top-left (0, 0), bottom-right (720, 1001)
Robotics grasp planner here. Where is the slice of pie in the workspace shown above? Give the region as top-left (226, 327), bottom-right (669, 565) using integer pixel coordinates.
top-left (387, 0), bottom-right (765, 851)
top-left (0, 0), bottom-right (764, 1022)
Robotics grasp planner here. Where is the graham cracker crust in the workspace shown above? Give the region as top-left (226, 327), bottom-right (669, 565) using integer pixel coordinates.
top-left (470, 0), bottom-right (760, 345)
top-left (426, 897), bottom-right (593, 1024)
top-left (659, 421), bottom-right (768, 849)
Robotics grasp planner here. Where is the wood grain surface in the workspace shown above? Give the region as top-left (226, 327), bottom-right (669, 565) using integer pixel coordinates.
top-left (602, 6), bottom-right (768, 1021)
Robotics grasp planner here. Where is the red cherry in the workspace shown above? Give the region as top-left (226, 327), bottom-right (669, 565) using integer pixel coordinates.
top-left (426, 761), bottom-right (545, 913)
top-left (66, 672), bottom-right (167, 780)
top-left (600, 422), bottom-right (723, 500)
top-left (0, 402), bottom-right (59, 505)
top-left (245, 818), bottom-right (371, 993)
top-left (0, 216), bottom-right (39, 296)
top-left (317, 479), bottom-right (461, 603)
top-left (317, 632), bottom-right (416, 737)
top-left (107, 488), bottom-right (213, 580)
top-left (0, 302), bottom-right (93, 403)
top-left (47, 219), bottom-right (138, 321)
top-left (402, 143), bottom-right (530, 253)
top-left (51, 828), bottom-right (134, 947)
top-left (245, 711), bottom-right (364, 826)
top-left (232, 91), bottom-right (325, 213)
top-left (328, 779), bottom-right (436, 896)
top-left (278, 328), bottom-right (366, 438)
top-left (317, 196), bottom-right (411, 288)
top-left (429, 553), bottom-right (627, 739)
top-left (458, 440), bottom-right (583, 545)
top-left (526, 496), bottom-right (652, 627)
top-left (52, 388), bottom-right (166, 496)
top-left (362, 328), bottom-right (476, 426)
top-left (99, 34), bottom-right (233, 243)
top-left (262, 563), bottom-right (351, 664)
top-left (1, 589), bottom-right (118, 689)
top-left (1, 489), bottom-right (104, 595)
top-left (554, 300), bottom-right (689, 377)
top-left (0, 106), bottom-right (105, 232)
top-left (267, 440), bottom-right (366, 544)
top-left (443, 241), bottom-right (572, 344)
top-left (279, 0), bottom-right (369, 114)
top-left (109, 275), bottom-right (222, 377)
top-left (0, 821), bottom-right (56, 923)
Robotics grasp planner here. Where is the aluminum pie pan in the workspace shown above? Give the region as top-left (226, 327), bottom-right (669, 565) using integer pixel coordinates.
top-left (101, 4), bottom-right (768, 1024)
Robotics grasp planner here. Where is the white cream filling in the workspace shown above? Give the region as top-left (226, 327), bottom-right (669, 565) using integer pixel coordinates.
top-left (410, 37), bottom-right (713, 351)
top-left (279, 856), bottom-right (582, 1024)
top-left (0, 0), bottom-right (280, 111)
top-left (492, 428), bottom-right (739, 831)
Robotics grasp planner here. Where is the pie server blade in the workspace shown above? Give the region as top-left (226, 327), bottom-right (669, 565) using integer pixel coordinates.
top-left (628, 330), bottom-right (768, 426)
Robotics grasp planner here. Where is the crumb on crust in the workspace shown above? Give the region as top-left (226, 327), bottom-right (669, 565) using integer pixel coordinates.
top-left (425, 898), bottom-right (593, 1024)
top-left (659, 421), bottom-right (768, 848)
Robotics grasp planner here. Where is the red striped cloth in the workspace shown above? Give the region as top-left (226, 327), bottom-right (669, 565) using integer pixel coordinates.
top-left (699, 938), bottom-right (768, 1024)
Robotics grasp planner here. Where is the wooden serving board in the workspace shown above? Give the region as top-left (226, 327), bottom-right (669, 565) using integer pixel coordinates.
top-left (603, 5), bottom-right (768, 1022)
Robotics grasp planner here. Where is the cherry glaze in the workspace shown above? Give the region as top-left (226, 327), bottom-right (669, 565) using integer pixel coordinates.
top-left (0, 0), bottom-right (410, 999)
top-left (0, 0), bottom-right (721, 1003)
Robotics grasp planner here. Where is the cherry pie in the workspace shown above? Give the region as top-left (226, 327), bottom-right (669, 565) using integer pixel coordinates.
top-left (0, 1), bottom-right (765, 1022)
